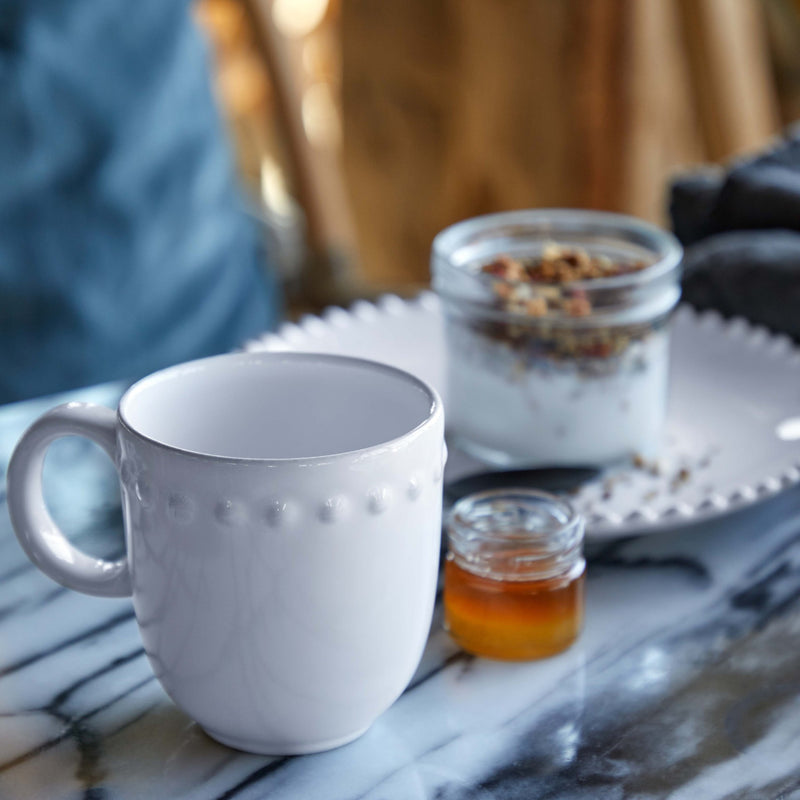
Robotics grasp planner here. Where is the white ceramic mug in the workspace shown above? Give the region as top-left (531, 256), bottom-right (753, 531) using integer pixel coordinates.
top-left (7, 352), bottom-right (446, 755)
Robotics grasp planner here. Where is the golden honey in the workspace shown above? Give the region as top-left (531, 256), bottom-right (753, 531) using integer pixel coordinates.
top-left (444, 557), bottom-right (584, 660)
top-left (444, 489), bottom-right (585, 661)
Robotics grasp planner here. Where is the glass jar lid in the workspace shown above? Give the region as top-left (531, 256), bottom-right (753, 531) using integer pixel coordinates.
top-left (447, 488), bottom-right (585, 582)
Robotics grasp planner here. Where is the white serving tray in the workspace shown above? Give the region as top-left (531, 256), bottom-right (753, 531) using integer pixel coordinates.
top-left (246, 292), bottom-right (800, 539)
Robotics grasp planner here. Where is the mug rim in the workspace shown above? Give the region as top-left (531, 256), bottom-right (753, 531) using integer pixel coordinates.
top-left (117, 351), bottom-right (443, 464)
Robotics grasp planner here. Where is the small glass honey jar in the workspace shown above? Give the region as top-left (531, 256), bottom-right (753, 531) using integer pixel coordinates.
top-left (444, 488), bottom-right (586, 661)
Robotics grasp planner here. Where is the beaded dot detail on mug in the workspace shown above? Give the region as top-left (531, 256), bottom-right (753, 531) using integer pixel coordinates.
top-left (367, 487), bottom-right (391, 515)
top-left (318, 496), bottom-right (348, 524)
top-left (167, 493), bottom-right (194, 524)
top-left (265, 499), bottom-right (292, 527)
top-left (215, 500), bottom-right (249, 528)
top-left (118, 450), bottom-right (448, 531)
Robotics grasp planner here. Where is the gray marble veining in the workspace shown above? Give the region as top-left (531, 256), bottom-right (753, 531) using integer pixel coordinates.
top-left (0, 384), bottom-right (799, 799)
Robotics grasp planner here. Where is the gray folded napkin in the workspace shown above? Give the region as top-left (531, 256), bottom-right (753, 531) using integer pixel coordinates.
top-left (670, 131), bottom-right (800, 340)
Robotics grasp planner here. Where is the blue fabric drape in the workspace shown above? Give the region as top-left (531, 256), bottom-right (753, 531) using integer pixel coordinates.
top-left (0, 0), bottom-right (280, 403)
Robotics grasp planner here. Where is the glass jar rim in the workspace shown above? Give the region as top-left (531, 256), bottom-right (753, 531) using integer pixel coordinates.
top-left (432, 208), bottom-right (683, 295)
top-left (447, 488), bottom-right (585, 583)
top-left (449, 487), bottom-right (582, 539)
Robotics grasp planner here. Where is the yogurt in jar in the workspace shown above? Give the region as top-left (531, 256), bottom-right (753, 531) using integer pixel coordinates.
top-left (446, 316), bottom-right (670, 466)
top-left (432, 210), bottom-right (682, 467)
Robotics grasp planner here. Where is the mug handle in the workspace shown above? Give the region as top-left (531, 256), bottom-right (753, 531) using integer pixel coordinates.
top-left (6, 403), bottom-right (132, 598)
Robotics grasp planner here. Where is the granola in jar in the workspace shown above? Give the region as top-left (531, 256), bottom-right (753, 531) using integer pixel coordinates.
top-left (432, 211), bottom-right (683, 466)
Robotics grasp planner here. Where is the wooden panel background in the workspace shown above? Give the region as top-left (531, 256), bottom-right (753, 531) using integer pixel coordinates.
top-left (340, 0), bottom-right (780, 289)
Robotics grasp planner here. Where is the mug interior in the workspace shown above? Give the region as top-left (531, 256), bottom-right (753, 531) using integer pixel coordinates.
top-left (119, 353), bottom-right (437, 460)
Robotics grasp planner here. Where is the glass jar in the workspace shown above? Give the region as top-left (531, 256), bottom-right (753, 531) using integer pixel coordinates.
top-left (431, 209), bottom-right (683, 466)
top-left (444, 489), bottom-right (585, 661)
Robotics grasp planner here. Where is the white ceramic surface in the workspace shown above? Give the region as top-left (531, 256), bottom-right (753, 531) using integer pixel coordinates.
top-left (247, 292), bottom-right (800, 539)
top-left (6, 352), bottom-right (446, 755)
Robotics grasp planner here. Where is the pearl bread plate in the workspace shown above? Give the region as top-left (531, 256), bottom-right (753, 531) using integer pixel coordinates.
top-left (245, 292), bottom-right (800, 539)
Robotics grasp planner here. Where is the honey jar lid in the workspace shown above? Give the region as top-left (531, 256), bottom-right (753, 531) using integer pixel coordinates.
top-left (446, 488), bottom-right (585, 581)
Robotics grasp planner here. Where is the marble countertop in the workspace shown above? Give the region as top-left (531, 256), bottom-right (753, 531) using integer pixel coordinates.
top-left (0, 383), bottom-right (799, 799)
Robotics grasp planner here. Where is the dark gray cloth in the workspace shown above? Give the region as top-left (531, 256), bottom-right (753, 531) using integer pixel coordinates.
top-left (670, 132), bottom-right (800, 339)
top-left (674, 230), bottom-right (800, 339)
